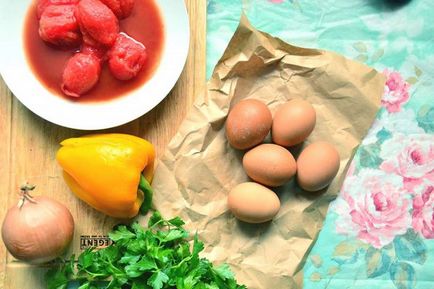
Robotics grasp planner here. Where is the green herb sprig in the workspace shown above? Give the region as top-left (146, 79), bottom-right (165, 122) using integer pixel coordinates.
top-left (46, 212), bottom-right (246, 289)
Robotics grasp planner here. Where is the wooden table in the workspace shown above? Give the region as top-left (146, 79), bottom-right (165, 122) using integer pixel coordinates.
top-left (0, 1), bottom-right (206, 287)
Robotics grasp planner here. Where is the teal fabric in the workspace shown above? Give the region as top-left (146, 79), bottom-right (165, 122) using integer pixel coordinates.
top-left (207, 1), bottom-right (434, 288)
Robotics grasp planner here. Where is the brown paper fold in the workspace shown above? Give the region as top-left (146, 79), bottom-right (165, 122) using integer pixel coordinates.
top-left (149, 15), bottom-right (385, 289)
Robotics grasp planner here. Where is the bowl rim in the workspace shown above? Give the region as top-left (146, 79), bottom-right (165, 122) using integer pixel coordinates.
top-left (0, 0), bottom-right (190, 130)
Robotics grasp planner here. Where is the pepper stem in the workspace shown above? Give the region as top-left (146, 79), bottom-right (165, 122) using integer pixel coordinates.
top-left (138, 175), bottom-right (153, 215)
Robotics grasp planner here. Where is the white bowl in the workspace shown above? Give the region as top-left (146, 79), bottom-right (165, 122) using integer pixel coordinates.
top-left (0, 0), bottom-right (189, 130)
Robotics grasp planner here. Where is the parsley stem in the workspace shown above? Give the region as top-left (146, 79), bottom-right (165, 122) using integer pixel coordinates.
top-left (149, 219), bottom-right (165, 229)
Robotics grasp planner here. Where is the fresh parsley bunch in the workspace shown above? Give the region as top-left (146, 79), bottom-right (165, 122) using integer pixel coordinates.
top-left (46, 211), bottom-right (246, 289)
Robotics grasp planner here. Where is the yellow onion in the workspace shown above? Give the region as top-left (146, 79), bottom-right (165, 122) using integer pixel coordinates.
top-left (1, 184), bottom-right (75, 264)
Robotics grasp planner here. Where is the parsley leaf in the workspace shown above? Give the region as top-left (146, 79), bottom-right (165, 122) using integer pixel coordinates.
top-left (45, 211), bottom-right (246, 289)
top-left (108, 225), bottom-right (135, 242)
top-left (125, 257), bottom-right (157, 278)
top-left (45, 265), bottom-right (69, 289)
top-left (77, 249), bottom-right (93, 270)
top-left (168, 217), bottom-right (185, 227)
top-left (148, 211), bottom-right (163, 227)
top-left (214, 264), bottom-right (235, 280)
top-left (119, 253), bottom-right (140, 265)
top-left (192, 234), bottom-right (204, 256)
top-left (132, 281), bottom-right (149, 289)
top-left (148, 271), bottom-right (169, 289)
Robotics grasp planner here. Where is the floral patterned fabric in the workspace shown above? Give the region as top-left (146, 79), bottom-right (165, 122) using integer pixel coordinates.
top-left (207, 0), bottom-right (434, 288)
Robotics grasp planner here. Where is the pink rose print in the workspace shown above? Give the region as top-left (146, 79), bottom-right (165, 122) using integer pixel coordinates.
top-left (335, 169), bottom-right (411, 248)
top-left (268, 0), bottom-right (284, 3)
top-left (382, 69), bottom-right (410, 113)
top-left (412, 180), bottom-right (434, 239)
top-left (380, 134), bottom-right (434, 191)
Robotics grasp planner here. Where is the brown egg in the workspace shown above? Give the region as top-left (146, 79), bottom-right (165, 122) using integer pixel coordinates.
top-left (272, 99), bottom-right (316, 147)
top-left (296, 141), bottom-right (340, 192)
top-left (243, 144), bottom-right (296, 187)
top-left (225, 99), bottom-right (272, 150)
top-left (228, 182), bottom-right (280, 223)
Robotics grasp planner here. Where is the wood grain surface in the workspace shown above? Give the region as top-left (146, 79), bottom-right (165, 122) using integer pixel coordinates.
top-left (0, 1), bottom-right (206, 288)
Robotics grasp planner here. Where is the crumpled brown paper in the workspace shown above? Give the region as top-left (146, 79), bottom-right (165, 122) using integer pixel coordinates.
top-left (150, 15), bottom-right (385, 289)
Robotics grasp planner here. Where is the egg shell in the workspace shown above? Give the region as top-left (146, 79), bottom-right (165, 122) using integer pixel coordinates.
top-left (243, 144), bottom-right (296, 187)
top-left (272, 99), bottom-right (316, 147)
top-left (228, 182), bottom-right (280, 223)
top-left (296, 141), bottom-right (340, 192)
top-left (225, 99), bottom-right (272, 150)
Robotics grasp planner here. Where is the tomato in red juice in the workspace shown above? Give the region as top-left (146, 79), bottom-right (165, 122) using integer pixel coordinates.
top-left (23, 0), bottom-right (164, 102)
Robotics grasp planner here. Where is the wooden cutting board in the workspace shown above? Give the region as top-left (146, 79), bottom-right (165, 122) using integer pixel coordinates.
top-left (0, 1), bottom-right (206, 287)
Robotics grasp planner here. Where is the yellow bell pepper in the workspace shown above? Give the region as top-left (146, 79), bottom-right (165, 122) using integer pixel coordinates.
top-left (56, 133), bottom-right (155, 219)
